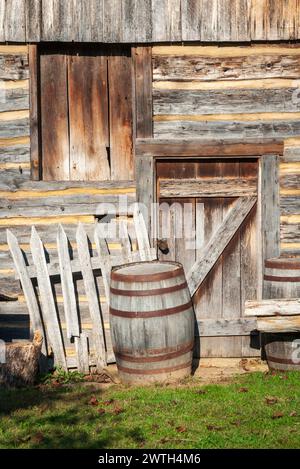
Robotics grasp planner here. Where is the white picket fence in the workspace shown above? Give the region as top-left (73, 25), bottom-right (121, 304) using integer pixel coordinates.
top-left (7, 206), bottom-right (156, 372)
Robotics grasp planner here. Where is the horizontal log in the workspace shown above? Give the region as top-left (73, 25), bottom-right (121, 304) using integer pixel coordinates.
top-left (152, 45), bottom-right (300, 58)
top-left (280, 223), bottom-right (300, 241)
top-left (159, 177), bottom-right (257, 198)
top-left (0, 54), bottom-right (29, 81)
top-left (0, 143), bottom-right (30, 163)
top-left (0, 196), bottom-right (136, 218)
top-left (0, 169), bottom-right (30, 188)
top-left (245, 299), bottom-right (300, 317)
top-left (0, 179), bottom-right (136, 194)
top-left (153, 88), bottom-right (300, 115)
top-left (153, 119), bottom-right (300, 140)
top-left (0, 215), bottom-right (95, 227)
top-left (154, 112), bottom-right (300, 122)
top-left (153, 79), bottom-right (300, 90)
top-left (281, 214), bottom-right (300, 224)
top-left (136, 138), bottom-right (284, 157)
top-left (0, 222), bottom-right (135, 244)
top-left (280, 197), bottom-right (300, 216)
top-left (196, 318), bottom-right (257, 336)
top-left (257, 315), bottom-right (300, 333)
top-left (0, 88), bottom-right (29, 112)
top-left (280, 243), bottom-right (300, 256)
top-left (282, 147), bottom-right (300, 162)
top-left (153, 53), bottom-right (300, 82)
top-left (280, 175), bottom-right (300, 189)
top-left (0, 118), bottom-right (29, 138)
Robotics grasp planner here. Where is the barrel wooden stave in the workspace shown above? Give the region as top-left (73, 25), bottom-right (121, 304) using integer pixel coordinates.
top-left (109, 261), bottom-right (194, 383)
top-left (264, 333), bottom-right (300, 371)
top-left (263, 257), bottom-right (300, 299)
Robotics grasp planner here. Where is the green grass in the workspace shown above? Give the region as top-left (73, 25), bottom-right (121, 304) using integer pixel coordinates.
top-left (0, 371), bottom-right (299, 449)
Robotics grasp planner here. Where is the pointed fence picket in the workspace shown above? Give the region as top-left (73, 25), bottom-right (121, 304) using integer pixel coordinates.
top-left (7, 216), bottom-right (156, 371)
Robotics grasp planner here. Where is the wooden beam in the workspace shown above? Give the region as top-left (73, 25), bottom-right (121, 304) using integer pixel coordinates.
top-left (245, 298), bottom-right (300, 317)
top-left (28, 44), bottom-right (40, 181)
top-left (257, 315), bottom-right (300, 333)
top-left (196, 318), bottom-right (257, 337)
top-left (187, 196), bottom-right (257, 297)
top-left (159, 177), bottom-right (257, 198)
top-left (132, 46), bottom-right (153, 139)
top-left (136, 138), bottom-right (284, 158)
top-left (261, 154), bottom-right (280, 263)
top-left (15, 247), bottom-right (157, 280)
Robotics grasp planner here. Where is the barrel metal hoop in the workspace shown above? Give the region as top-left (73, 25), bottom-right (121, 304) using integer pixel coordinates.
top-left (111, 266), bottom-right (184, 283)
top-left (109, 300), bottom-right (193, 318)
top-left (114, 340), bottom-right (194, 363)
top-left (265, 259), bottom-right (300, 270)
top-left (117, 360), bottom-right (192, 375)
top-left (264, 275), bottom-right (300, 282)
top-left (267, 355), bottom-right (299, 365)
top-left (110, 281), bottom-right (188, 297)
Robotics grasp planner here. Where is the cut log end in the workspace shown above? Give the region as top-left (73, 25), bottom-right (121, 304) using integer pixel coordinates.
top-left (0, 330), bottom-right (43, 388)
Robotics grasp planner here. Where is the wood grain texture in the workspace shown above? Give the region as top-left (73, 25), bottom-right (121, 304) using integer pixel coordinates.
top-left (245, 298), bottom-right (300, 317)
top-left (108, 49), bottom-right (134, 180)
top-left (133, 47), bottom-right (153, 139)
top-left (30, 227), bottom-right (66, 368)
top-left (28, 45), bottom-right (40, 180)
top-left (160, 177), bottom-right (257, 198)
top-left (2, 0), bottom-right (300, 42)
top-left (40, 51), bottom-right (69, 180)
top-left (187, 196), bottom-right (257, 296)
top-left (68, 49), bottom-right (110, 180)
top-left (136, 138), bottom-right (284, 158)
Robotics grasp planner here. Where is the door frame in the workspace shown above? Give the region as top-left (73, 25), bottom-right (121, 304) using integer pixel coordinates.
top-left (135, 138), bottom-right (283, 301)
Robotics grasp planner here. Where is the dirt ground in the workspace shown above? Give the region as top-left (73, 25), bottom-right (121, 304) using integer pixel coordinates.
top-left (99, 358), bottom-right (269, 388)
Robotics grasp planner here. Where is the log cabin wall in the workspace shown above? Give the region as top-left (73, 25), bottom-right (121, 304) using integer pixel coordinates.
top-left (1, 0), bottom-right (300, 358)
top-left (152, 44), bottom-right (300, 259)
top-left (0, 44), bottom-right (136, 306)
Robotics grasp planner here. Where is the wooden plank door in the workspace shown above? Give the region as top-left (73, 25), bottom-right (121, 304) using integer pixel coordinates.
top-left (157, 159), bottom-right (260, 358)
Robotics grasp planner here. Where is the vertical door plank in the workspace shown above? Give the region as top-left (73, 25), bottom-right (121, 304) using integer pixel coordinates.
top-left (76, 223), bottom-right (106, 369)
top-left (40, 51), bottom-right (70, 181)
top-left (108, 49), bottom-right (134, 180)
top-left (57, 224), bottom-right (80, 339)
top-left (30, 227), bottom-right (66, 368)
top-left (221, 160), bottom-right (242, 356)
top-left (240, 160), bottom-right (259, 309)
top-left (68, 49), bottom-right (110, 180)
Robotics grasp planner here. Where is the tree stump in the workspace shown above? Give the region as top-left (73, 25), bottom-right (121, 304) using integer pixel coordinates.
top-left (0, 331), bottom-right (43, 388)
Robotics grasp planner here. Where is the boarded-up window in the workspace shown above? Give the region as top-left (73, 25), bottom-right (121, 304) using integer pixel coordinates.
top-left (38, 45), bottom-right (133, 181)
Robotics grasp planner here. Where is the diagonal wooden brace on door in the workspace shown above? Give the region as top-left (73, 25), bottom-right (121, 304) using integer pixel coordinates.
top-left (187, 196), bottom-right (257, 297)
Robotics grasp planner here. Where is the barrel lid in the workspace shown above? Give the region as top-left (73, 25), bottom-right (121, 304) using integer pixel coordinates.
top-left (111, 261), bottom-right (184, 282)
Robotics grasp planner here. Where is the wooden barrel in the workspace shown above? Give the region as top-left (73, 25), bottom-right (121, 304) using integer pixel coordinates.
top-left (263, 257), bottom-right (300, 299)
top-left (109, 261), bottom-right (194, 383)
top-left (264, 333), bottom-right (300, 371)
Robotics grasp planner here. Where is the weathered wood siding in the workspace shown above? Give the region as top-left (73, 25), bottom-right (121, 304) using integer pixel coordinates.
top-left (152, 44), bottom-right (300, 258)
top-left (152, 45), bottom-right (300, 140)
top-left (0, 45), bottom-right (29, 186)
top-left (280, 139), bottom-right (300, 257)
top-left (1, 0), bottom-right (300, 43)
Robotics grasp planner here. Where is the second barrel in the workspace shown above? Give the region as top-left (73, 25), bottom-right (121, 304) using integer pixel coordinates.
top-left (109, 261), bottom-right (195, 383)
